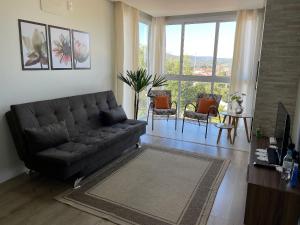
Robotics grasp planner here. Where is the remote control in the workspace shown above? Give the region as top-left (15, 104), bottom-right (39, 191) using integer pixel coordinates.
top-left (253, 161), bottom-right (276, 170)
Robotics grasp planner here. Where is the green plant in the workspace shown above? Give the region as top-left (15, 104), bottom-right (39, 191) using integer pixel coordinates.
top-left (118, 68), bottom-right (167, 120)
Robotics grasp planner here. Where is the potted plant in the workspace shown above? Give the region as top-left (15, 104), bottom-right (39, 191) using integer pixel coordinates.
top-left (118, 68), bottom-right (167, 120)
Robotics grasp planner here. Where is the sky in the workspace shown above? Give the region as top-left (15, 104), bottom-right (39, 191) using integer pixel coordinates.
top-left (139, 21), bottom-right (236, 59)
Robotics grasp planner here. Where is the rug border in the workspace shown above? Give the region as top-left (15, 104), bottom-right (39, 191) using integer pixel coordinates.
top-left (56, 144), bottom-right (230, 225)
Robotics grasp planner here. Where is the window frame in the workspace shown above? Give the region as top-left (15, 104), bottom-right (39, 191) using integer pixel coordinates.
top-left (164, 12), bottom-right (237, 114)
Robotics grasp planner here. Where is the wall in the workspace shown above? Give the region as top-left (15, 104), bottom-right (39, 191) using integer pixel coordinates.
top-left (253, 0), bottom-right (300, 137)
top-left (0, 0), bottom-right (115, 183)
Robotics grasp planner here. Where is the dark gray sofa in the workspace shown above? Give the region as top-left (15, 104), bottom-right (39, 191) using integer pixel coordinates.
top-left (6, 91), bottom-right (146, 180)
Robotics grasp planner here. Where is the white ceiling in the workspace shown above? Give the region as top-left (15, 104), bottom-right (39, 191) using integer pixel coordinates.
top-left (110, 0), bottom-right (266, 17)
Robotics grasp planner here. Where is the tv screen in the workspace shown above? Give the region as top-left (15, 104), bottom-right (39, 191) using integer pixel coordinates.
top-left (274, 102), bottom-right (290, 165)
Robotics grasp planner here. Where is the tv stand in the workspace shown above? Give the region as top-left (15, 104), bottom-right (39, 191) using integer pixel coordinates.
top-left (244, 137), bottom-right (300, 225)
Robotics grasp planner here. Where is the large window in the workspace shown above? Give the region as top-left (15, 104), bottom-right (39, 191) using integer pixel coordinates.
top-left (138, 21), bottom-right (150, 119)
top-left (165, 18), bottom-right (236, 115)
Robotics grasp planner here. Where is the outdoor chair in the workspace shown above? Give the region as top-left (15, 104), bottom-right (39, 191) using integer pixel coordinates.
top-left (182, 93), bottom-right (222, 138)
top-left (147, 90), bottom-right (177, 130)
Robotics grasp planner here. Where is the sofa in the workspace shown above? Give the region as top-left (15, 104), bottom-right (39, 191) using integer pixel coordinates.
top-left (6, 91), bottom-right (146, 181)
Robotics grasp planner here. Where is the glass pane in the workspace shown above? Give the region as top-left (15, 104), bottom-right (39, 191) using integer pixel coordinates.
top-left (137, 22), bottom-right (149, 120)
top-left (183, 23), bottom-right (216, 76)
top-left (216, 22), bottom-right (236, 77)
top-left (180, 81), bottom-right (211, 116)
top-left (166, 80), bottom-right (179, 103)
top-left (165, 25), bottom-right (182, 75)
top-left (213, 82), bottom-right (230, 113)
top-left (137, 89), bottom-right (148, 120)
top-left (138, 22), bottom-right (149, 69)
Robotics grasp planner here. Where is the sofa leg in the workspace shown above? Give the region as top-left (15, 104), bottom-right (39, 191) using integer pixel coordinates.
top-left (73, 176), bottom-right (84, 189)
top-left (136, 138), bottom-right (142, 149)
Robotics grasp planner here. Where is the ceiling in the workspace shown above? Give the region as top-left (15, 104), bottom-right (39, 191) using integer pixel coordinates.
top-left (110, 0), bottom-right (266, 17)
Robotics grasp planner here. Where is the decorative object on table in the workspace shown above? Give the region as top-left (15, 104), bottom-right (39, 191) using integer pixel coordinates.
top-left (147, 90), bottom-right (177, 130)
top-left (290, 163), bottom-right (298, 188)
top-left (118, 68), bottom-right (167, 120)
top-left (72, 30), bottom-right (90, 69)
top-left (48, 25), bottom-right (72, 70)
top-left (18, 19), bottom-right (49, 70)
top-left (182, 93), bottom-right (222, 138)
top-left (229, 92), bottom-right (246, 114)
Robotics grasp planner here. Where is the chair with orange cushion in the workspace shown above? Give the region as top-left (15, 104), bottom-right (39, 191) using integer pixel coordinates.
top-left (182, 93), bottom-right (222, 138)
top-left (147, 90), bottom-right (177, 130)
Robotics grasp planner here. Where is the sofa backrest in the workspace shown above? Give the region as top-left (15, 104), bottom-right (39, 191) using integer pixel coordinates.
top-left (7, 91), bottom-right (118, 160)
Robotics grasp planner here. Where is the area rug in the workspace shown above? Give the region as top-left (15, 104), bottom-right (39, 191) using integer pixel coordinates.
top-left (56, 145), bottom-right (230, 225)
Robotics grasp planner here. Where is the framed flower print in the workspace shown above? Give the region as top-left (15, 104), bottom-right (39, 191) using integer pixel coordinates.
top-left (18, 19), bottom-right (49, 70)
top-left (72, 30), bottom-right (91, 69)
top-left (48, 25), bottom-right (72, 70)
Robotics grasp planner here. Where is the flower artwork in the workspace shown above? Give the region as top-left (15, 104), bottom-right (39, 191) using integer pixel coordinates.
top-left (72, 30), bottom-right (91, 69)
top-left (18, 20), bottom-right (49, 70)
top-left (49, 26), bottom-right (72, 69)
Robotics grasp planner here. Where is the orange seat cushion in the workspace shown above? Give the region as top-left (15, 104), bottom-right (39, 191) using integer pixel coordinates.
top-left (154, 96), bottom-right (170, 109)
top-left (197, 98), bottom-right (217, 114)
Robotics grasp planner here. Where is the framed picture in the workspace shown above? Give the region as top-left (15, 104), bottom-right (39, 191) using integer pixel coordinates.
top-left (18, 19), bottom-right (49, 70)
top-left (48, 25), bottom-right (72, 70)
top-left (72, 30), bottom-right (91, 69)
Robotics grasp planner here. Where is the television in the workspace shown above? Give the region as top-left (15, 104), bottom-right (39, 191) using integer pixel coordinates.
top-left (274, 102), bottom-right (291, 165)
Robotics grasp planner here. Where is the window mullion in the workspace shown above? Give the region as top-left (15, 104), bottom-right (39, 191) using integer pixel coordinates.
top-left (211, 22), bottom-right (220, 94)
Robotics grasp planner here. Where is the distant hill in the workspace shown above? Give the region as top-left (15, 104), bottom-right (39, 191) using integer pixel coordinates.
top-left (166, 53), bottom-right (232, 68)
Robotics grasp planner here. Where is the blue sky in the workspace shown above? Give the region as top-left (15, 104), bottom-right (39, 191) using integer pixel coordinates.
top-left (139, 21), bottom-right (236, 59)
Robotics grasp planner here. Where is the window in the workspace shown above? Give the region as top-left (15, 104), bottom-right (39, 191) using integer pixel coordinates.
top-left (164, 18), bottom-right (236, 115)
top-left (183, 23), bottom-right (216, 76)
top-left (138, 22), bottom-right (149, 69)
top-left (216, 22), bottom-right (236, 77)
top-left (165, 25), bottom-right (182, 75)
top-left (138, 21), bottom-right (150, 120)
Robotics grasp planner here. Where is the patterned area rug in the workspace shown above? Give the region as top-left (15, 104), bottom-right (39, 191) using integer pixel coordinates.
top-left (56, 145), bottom-right (230, 225)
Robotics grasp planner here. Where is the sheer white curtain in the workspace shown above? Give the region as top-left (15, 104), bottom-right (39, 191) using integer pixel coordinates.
top-left (230, 9), bottom-right (264, 114)
top-left (149, 17), bottom-right (166, 75)
top-left (114, 2), bottom-right (139, 118)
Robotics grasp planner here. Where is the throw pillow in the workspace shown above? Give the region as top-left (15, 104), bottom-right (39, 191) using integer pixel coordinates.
top-left (24, 121), bottom-right (70, 153)
top-left (101, 106), bottom-right (127, 125)
top-left (197, 98), bottom-right (217, 114)
top-left (154, 96), bottom-right (170, 109)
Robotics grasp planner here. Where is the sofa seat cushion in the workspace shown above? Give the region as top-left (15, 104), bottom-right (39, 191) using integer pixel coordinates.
top-left (35, 142), bottom-right (96, 166)
top-left (35, 120), bottom-right (146, 167)
top-left (72, 119), bottom-right (146, 147)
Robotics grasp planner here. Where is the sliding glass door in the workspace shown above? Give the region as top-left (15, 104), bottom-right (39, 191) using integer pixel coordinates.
top-left (165, 20), bottom-right (236, 116)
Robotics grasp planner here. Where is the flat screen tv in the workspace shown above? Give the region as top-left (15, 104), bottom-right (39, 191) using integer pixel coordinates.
top-left (274, 102), bottom-right (291, 165)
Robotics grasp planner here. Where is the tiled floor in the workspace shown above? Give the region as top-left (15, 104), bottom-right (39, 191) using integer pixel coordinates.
top-left (144, 117), bottom-right (251, 152)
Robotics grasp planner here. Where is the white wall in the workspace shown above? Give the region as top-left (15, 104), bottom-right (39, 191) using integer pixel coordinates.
top-left (293, 79), bottom-right (300, 151)
top-left (0, 0), bottom-right (115, 182)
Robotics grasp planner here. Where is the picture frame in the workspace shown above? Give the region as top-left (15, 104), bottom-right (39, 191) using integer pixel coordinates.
top-left (48, 25), bottom-right (72, 70)
top-left (18, 19), bottom-right (49, 70)
top-left (72, 30), bottom-right (91, 69)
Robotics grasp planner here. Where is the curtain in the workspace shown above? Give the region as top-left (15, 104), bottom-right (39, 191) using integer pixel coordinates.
top-left (230, 10), bottom-right (264, 114)
top-left (149, 17), bottom-right (166, 75)
top-left (114, 2), bottom-right (139, 118)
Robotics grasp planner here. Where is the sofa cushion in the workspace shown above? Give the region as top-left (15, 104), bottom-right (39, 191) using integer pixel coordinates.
top-left (24, 121), bottom-right (70, 153)
top-left (101, 106), bottom-right (127, 125)
top-left (73, 119), bottom-right (146, 147)
top-left (35, 142), bottom-right (96, 166)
